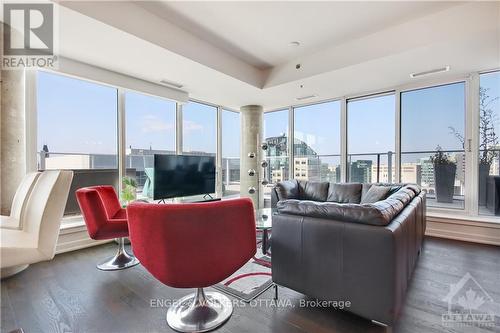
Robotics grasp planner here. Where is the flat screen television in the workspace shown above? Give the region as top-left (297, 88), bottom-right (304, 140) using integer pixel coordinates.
top-left (153, 154), bottom-right (216, 200)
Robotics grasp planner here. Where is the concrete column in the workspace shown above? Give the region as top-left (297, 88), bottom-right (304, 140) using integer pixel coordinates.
top-left (1, 69), bottom-right (26, 215)
top-left (240, 105), bottom-right (263, 209)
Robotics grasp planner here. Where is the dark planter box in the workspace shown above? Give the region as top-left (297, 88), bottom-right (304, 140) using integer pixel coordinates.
top-left (478, 163), bottom-right (490, 206)
top-left (486, 176), bottom-right (500, 215)
top-left (434, 163), bottom-right (456, 203)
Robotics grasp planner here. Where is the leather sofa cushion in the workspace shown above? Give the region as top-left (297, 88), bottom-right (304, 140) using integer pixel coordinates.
top-left (277, 184), bottom-right (422, 226)
top-left (327, 183), bottom-right (362, 203)
top-left (362, 183), bottom-right (402, 199)
top-left (277, 199), bottom-right (395, 226)
top-left (360, 185), bottom-right (391, 204)
top-left (275, 180), bottom-right (300, 201)
top-left (298, 181), bottom-right (329, 202)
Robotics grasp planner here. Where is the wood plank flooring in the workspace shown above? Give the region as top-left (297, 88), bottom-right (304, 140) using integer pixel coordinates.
top-left (1, 237), bottom-right (499, 333)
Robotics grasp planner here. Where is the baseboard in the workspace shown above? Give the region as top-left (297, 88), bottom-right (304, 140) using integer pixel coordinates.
top-left (426, 215), bottom-right (500, 246)
top-left (56, 223), bottom-right (112, 254)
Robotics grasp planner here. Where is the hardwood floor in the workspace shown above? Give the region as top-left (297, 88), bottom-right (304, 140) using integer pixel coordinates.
top-left (1, 237), bottom-right (499, 333)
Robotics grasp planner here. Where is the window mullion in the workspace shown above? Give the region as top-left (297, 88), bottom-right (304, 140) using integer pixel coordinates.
top-left (288, 106), bottom-right (294, 180)
top-left (340, 97), bottom-right (347, 183)
top-left (176, 103), bottom-right (183, 154)
top-left (216, 106), bottom-right (223, 197)
top-left (117, 89), bottom-right (126, 195)
top-left (395, 90), bottom-right (402, 183)
top-left (466, 73), bottom-right (480, 215)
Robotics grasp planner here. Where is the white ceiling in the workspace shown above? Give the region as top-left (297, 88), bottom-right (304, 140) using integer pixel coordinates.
top-left (138, 1), bottom-right (460, 69)
top-left (57, 1), bottom-right (500, 110)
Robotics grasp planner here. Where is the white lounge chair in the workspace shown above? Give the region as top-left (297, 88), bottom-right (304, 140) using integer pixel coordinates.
top-left (1, 170), bottom-right (73, 278)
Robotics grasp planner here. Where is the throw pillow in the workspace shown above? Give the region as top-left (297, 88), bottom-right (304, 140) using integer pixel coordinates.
top-left (360, 185), bottom-right (391, 204)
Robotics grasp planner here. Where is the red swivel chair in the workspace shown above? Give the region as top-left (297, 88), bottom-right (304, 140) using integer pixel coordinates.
top-left (76, 186), bottom-right (139, 271)
top-left (127, 198), bottom-right (256, 333)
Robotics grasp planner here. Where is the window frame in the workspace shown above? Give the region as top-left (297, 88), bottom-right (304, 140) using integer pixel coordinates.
top-left (221, 108), bottom-right (241, 197)
top-left (28, 69), bottom-right (237, 223)
top-left (263, 108), bottom-right (292, 182)
top-left (27, 65), bottom-right (500, 223)
top-left (263, 69), bottom-right (499, 222)
top-left (293, 99), bottom-right (343, 183)
top-left (399, 80), bottom-right (468, 213)
top-left (346, 91), bottom-right (396, 184)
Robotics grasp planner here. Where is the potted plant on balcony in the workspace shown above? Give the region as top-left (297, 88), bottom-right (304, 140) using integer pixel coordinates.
top-left (430, 146), bottom-right (456, 203)
top-left (450, 87), bottom-right (499, 206)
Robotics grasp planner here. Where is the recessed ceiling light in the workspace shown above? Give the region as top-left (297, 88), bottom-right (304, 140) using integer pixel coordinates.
top-left (160, 79), bottom-right (183, 89)
top-left (410, 66), bottom-right (450, 78)
top-left (289, 41), bottom-right (301, 47)
top-left (296, 94), bottom-right (316, 101)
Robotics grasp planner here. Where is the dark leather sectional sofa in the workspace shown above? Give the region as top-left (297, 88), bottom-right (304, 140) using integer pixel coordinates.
top-left (270, 181), bottom-right (426, 325)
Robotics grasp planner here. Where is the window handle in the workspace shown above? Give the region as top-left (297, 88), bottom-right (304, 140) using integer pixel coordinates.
top-left (467, 139), bottom-right (472, 152)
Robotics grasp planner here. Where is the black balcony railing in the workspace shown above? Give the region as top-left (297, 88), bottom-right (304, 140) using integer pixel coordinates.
top-left (38, 148), bottom-right (500, 214)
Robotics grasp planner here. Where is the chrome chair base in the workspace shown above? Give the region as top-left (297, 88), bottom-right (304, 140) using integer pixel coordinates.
top-left (167, 288), bottom-right (233, 333)
top-left (97, 237), bottom-right (139, 271)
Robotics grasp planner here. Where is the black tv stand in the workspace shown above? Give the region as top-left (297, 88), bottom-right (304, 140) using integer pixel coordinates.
top-left (157, 196), bottom-right (221, 204)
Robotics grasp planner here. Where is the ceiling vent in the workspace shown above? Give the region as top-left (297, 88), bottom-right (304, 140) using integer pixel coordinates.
top-left (410, 66), bottom-right (450, 78)
top-left (160, 79), bottom-right (183, 89)
top-left (296, 94), bottom-right (316, 101)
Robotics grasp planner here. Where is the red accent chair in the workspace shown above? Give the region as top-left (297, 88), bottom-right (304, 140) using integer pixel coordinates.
top-left (76, 186), bottom-right (139, 271)
top-left (127, 198), bottom-right (256, 333)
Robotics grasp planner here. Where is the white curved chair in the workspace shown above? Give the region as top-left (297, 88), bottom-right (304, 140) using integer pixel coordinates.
top-left (0, 172), bottom-right (41, 230)
top-left (1, 170), bottom-right (73, 278)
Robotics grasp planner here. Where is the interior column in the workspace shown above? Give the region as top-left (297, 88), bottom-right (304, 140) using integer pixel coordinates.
top-left (240, 105), bottom-right (263, 209)
top-left (0, 69), bottom-right (26, 215)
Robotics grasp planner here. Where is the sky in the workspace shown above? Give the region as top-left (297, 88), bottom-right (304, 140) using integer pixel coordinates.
top-left (38, 70), bottom-right (499, 162)
top-left (126, 91), bottom-right (176, 152)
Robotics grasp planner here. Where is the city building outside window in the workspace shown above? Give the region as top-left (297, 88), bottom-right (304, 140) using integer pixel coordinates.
top-left (347, 93), bottom-right (396, 183)
top-left (294, 101), bottom-right (342, 182)
top-left (264, 109), bottom-right (289, 196)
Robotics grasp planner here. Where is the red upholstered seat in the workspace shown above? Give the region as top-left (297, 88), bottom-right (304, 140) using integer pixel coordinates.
top-left (127, 198), bottom-right (257, 288)
top-left (76, 186), bottom-right (129, 240)
top-left (76, 185), bottom-right (138, 271)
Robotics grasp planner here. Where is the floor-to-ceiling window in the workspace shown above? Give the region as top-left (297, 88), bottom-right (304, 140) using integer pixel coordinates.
top-left (294, 101), bottom-right (341, 182)
top-left (401, 82), bottom-right (466, 209)
top-left (221, 109), bottom-right (240, 197)
top-left (347, 93), bottom-right (396, 183)
top-left (264, 109), bottom-right (290, 191)
top-left (125, 91), bottom-right (176, 199)
top-left (478, 71), bottom-right (500, 216)
top-left (37, 71), bottom-right (118, 215)
top-left (182, 101), bottom-right (217, 156)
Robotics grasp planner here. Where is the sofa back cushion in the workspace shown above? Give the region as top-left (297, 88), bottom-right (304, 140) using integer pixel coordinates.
top-left (327, 183), bottom-right (362, 203)
top-left (276, 200), bottom-right (395, 226)
top-left (277, 183), bottom-right (422, 226)
top-left (360, 185), bottom-right (391, 204)
top-left (361, 183), bottom-right (402, 200)
top-left (298, 181), bottom-right (329, 202)
top-left (275, 179), bottom-right (300, 201)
